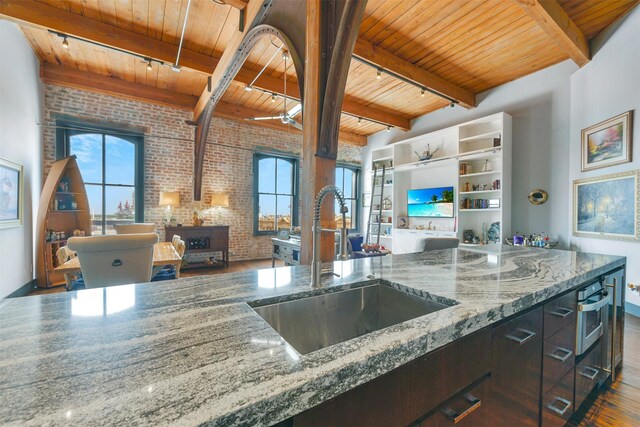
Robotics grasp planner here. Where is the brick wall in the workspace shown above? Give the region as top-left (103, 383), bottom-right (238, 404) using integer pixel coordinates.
top-left (42, 85), bottom-right (362, 261)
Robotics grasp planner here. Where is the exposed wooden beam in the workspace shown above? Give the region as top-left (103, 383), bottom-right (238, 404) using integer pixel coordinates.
top-left (234, 69), bottom-right (411, 130)
top-left (40, 63), bottom-right (198, 110)
top-left (353, 37), bottom-right (476, 108)
top-left (40, 63), bottom-right (367, 146)
top-left (215, 102), bottom-right (367, 146)
top-left (193, 0), bottom-right (266, 119)
top-left (221, 0), bottom-right (250, 9)
top-left (515, 0), bottom-right (589, 67)
top-left (0, 0), bottom-right (216, 73)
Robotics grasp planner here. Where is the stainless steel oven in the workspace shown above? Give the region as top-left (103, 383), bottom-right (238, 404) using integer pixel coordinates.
top-left (576, 281), bottom-right (611, 356)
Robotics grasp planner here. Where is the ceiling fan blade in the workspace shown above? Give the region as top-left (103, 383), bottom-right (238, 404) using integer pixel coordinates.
top-left (287, 104), bottom-right (302, 118)
top-left (245, 116), bottom-right (282, 121)
top-left (288, 119), bottom-right (303, 130)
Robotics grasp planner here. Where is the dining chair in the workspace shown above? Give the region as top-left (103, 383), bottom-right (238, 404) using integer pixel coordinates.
top-left (55, 246), bottom-right (84, 291)
top-left (113, 223), bottom-right (156, 234)
top-left (422, 237), bottom-right (460, 251)
top-left (152, 236), bottom-right (185, 281)
top-left (67, 233), bottom-right (158, 289)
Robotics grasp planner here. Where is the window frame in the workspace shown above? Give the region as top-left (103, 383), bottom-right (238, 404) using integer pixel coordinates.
top-left (56, 120), bottom-right (145, 234)
top-left (253, 152), bottom-right (300, 236)
top-left (335, 163), bottom-right (361, 233)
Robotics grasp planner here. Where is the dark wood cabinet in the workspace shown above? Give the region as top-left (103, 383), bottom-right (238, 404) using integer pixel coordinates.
top-left (165, 225), bottom-right (229, 269)
top-left (417, 377), bottom-right (490, 427)
top-left (488, 307), bottom-right (543, 427)
top-left (575, 342), bottom-right (602, 411)
top-left (292, 329), bottom-right (491, 427)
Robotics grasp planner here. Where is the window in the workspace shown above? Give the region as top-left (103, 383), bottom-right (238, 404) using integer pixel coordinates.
top-left (57, 122), bottom-right (144, 235)
top-left (335, 164), bottom-right (360, 231)
top-left (254, 153), bottom-right (299, 235)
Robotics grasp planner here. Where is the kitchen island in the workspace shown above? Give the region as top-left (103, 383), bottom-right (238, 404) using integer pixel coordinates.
top-left (0, 246), bottom-right (625, 426)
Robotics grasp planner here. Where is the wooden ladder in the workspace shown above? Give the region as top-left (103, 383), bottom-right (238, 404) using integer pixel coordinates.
top-left (365, 165), bottom-right (386, 246)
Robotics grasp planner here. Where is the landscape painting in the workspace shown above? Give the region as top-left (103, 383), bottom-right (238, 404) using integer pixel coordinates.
top-left (581, 111), bottom-right (633, 171)
top-left (407, 186), bottom-right (454, 218)
top-left (574, 170), bottom-right (639, 241)
top-left (0, 157), bottom-right (23, 229)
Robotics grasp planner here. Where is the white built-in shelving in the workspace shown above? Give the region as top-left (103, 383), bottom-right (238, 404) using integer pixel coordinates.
top-left (367, 112), bottom-right (512, 253)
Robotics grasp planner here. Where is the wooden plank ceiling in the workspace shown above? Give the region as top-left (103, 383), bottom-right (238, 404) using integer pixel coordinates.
top-left (2, 0), bottom-right (637, 145)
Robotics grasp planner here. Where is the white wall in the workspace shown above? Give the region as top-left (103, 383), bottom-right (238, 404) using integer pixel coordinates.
top-left (569, 7), bottom-right (640, 309)
top-left (365, 60), bottom-right (578, 247)
top-left (0, 22), bottom-right (44, 298)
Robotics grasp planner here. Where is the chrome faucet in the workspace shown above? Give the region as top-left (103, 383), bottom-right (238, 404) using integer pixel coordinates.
top-left (311, 185), bottom-right (349, 287)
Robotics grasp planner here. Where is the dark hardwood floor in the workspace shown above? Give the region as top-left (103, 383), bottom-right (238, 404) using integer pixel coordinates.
top-left (22, 263), bottom-right (640, 426)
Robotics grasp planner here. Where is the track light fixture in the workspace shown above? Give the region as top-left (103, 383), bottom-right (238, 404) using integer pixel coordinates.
top-left (421, 88), bottom-right (425, 97)
top-left (271, 93), bottom-right (277, 103)
top-left (376, 68), bottom-right (382, 80)
top-left (386, 126), bottom-right (392, 132)
top-left (358, 117), bottom-right (363, 125)
top-left (450, 102), bottom-right (455, 108)
top-left (146, 59), bottom-right (153, 71)
top-left (62, 36), bottom-right (69, 49)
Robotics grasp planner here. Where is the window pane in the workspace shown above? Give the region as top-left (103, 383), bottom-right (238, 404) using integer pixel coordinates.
top-left (105, 135), bottom-right (135, 185)
top-left (85, 184), bottom-right (102, 235)
top-left (276, 159), bottom-right (293, 194)
top-left (276, 195), bottom-right (293, 230)
top-left (335, 167), bottom-right (344, 192)
top-left (106, 186), bottom-right (136, 235)
top-left (258, 194), bottom-right (276, 231)
top-left (258, 158), bottom-right (276, 193)
top-left (343, 168), bottom-right (354, 198)
top-left (69, 133), bottom-right (102, 184)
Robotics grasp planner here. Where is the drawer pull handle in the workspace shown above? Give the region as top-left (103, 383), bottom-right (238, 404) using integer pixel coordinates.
top-left (547, 396), bottom-right (571, 416)
top-left (549, 347), bottom-right (573, 363)
top-left (441, 393), bottom-right (481, 424)
top-left (580, 366), bottom-right (600, 381)
top-left (549, 307), bottom-right (574, 318)
top-left (506, 328), bottom-right (536, 345)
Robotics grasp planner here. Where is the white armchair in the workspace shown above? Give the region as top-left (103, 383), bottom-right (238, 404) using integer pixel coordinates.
top-left (67, 233), bottom-right (158, 289)
top-left (113, 223), bottom-right (156, 234)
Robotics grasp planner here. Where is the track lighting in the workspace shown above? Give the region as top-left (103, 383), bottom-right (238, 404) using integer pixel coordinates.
top-left (450, 102), bottom-right (455, 108)
top-left (386, 126), bottom-right (392, 132)
top-left (376, 68), bottom-right (382, 80)
top-left (358, 117), bottom-right (363, 125)
top-left (146, 59), bottom-right (153, 71)
top-left (62, 36), bottom-right (69, 49)
top-left (421, 88), bottom-right (425, 97)
top-left (271, 93), bottom-right (277, 103)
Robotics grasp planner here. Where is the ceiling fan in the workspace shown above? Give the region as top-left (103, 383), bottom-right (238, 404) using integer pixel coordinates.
top-left (245, 49), bottom-right (302, 130)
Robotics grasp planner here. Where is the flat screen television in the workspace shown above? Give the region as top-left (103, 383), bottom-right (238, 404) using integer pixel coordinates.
top-left (407, 186), bottom-right (455, 218)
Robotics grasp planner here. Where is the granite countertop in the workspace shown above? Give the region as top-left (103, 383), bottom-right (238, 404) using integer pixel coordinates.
top-left (0, 246), bottom-right (625, 426)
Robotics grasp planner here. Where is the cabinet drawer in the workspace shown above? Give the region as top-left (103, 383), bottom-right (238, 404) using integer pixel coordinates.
top-left (542, 368), bottom-right (574, 427)
top-left (489, 307), bottom-right (543, 427)
top-left (543, 323), bottom-right (576, 395)
top-left (418, 377), bottom-right (490, 427)
top-left (575, 342), bottom-right (602, 410)
top-left (544, 290), bottom-right (577, 339)
top-left (280, 244), bottom-right (294, 255)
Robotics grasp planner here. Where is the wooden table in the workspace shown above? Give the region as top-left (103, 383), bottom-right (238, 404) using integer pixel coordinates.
top-left (54, 242), bottom-right (183, 278)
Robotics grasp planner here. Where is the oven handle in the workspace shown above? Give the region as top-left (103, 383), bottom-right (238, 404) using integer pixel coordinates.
top-left (578, 293), bottom-right (611, 312)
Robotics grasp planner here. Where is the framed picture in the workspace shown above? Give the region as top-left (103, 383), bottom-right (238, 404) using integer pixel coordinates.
top-left (581, 111), bottom-right (633, 172)
top-left (397, 216), bottom-right (409, 229)
top-left (277, 228), bottom-right (290, 240)
top-left (0, 157), bottom-right (23, 229)
top-left (573, 169), bottom-right (639, 241)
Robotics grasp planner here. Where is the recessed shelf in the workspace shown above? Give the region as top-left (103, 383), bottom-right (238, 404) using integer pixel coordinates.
top-left (459, 170), bottom-right (501, 178)
top-left (459, 130), bottom-right (501, 142)
top-left (459, 190), bottom-right (500, 195)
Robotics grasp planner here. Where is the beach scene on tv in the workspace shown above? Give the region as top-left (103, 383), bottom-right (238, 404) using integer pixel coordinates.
top-left (408, 186), bottom-right (455, 218)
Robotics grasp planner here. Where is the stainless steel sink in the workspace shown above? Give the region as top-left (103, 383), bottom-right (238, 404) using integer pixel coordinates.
top-left (250, 284), bottom-right (453, 355)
